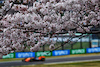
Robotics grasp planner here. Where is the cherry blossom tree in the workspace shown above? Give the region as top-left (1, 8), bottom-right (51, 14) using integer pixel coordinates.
top-left (0, 0), bottom-right (100, 55)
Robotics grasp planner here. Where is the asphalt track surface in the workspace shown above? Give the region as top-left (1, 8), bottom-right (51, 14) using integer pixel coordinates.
top-left (1, 55), bottom-right (100, 67)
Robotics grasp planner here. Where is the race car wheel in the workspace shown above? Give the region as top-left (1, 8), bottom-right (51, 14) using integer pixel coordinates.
top-left (22, 58), bottom-right (27, 62)
top-left (22, 60), bottom-right (25, 62)
top-left (41, 58), bottom-right (45, 61)
top-left (29, 59), bottom-right (34, 62)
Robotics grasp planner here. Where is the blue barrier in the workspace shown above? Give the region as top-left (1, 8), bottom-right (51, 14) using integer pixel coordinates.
top-left (11, 47), bottom-right (100, 58)
top-left (15, 52), bottom-right (35, 58)
top-left (52, 50), bottom-right (70, 56)
top-left (86, 47), bottom-right (100, 53)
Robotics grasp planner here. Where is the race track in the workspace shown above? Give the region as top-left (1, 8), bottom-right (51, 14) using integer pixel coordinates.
top-left (1, 55), bottom-right (100, 67)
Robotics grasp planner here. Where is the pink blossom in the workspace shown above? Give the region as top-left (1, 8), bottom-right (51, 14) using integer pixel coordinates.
top-left (77, 27), bottom-right (84, 33)
top-left (0, 0), bottom-right (99, 54)
top-left (49, 44), bottom-right (55, 50)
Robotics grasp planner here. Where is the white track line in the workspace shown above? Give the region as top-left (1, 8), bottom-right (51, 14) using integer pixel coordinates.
top-left (46, 54), bottom-right (100, 60)
top-left (44, 59), bottom-right (100, 65)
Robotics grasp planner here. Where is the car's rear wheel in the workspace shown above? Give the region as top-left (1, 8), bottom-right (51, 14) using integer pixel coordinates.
top-left (22, 58), bottom-right (27, 62)
top-left (41, 58), bottom-right (45, 61)
top-left (22, 60), bottom-right (25, 62)
top-left (29, 59), bottom-right (34, 62)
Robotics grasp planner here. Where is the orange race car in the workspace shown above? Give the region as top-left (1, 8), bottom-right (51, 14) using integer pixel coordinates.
top-left (22, 56), bottom-right (45, 62)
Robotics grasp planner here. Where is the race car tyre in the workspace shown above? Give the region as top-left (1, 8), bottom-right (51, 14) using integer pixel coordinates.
top-left (29, 59), bottom-right (34, 62)
top-left (22, 60), bottom-right (25, 62)
top-left (41, 58), bottom-right (45, 61)
top-left (22, 58), bottom-right (27, 62)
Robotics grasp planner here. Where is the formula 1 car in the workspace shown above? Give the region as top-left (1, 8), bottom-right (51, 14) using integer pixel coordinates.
top-left (22, 56), bottom-right (45, 62)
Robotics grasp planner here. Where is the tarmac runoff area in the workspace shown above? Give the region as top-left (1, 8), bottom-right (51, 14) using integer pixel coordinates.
top-left (1, 55), bottom-right (100, 67)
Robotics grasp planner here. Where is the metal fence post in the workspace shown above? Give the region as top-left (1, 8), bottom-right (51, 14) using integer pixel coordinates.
top-left (89, 35), bottom-right (91, 48)
top-left (61, 37), bottom-right (64, 50)
top-left (80, 38), bottom-right (83, 49)
top-left (43, 45), bottom-right (45, 52)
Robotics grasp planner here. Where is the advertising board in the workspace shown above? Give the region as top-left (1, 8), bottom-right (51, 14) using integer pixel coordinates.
top-left (86, 47), bottom-right (100, 53)
top-left (36, 51), bottom-right (52, 57)
top-left (2, 53), bottom-right (15, 59)
top-left (52, 50), bottom-right (70, 56)
top-left (71, 49), bottom-right (86, 54)
top-left (15, 52), bottom-right (35, 58)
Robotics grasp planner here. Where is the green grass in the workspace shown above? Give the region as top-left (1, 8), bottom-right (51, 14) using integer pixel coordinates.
top-left (68, 42), bottom-right (89, 49)
top-left (39, 42), bottom-right (89, 51)
top-left (12, 61), bottom-right (100, 67)
top-left (23, 42), bottom-right (89, 52)
top-left (0, 58), bottom-right (23, 62)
